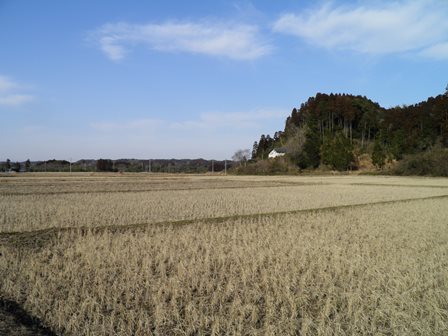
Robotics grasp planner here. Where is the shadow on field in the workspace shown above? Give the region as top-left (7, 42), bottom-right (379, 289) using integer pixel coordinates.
top-left (0, 298), bottom-right (58, 336)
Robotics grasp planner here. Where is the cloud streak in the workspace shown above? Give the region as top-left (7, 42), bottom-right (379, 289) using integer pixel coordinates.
top-left (0, 76), bottom-right (19, 92)
top-left (0, 75), bottom-right (34, 107)
top-left (0, 94), bottom-right (34, 106)
top-left (273, 1), bottom-right (448, 59)
top-left (90, 118), bottom-right (163, 131)
top-left (92, 109), bottom-right (286, 132)
top-left (90, 21), bottom-right (272, 61)
top-left (171, 110), bottom-right (286, 130)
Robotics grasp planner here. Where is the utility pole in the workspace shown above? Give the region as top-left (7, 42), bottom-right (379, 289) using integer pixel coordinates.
top-left (148, 159), bottom-right (151, 173)
top-left (224, 160), bottom-right (227, 175)
top-left (211, 159), bottom-right (214, 173)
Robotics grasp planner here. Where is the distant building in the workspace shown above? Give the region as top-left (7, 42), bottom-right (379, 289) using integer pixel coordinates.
top-left (268, 148), bottom-right (287, 159)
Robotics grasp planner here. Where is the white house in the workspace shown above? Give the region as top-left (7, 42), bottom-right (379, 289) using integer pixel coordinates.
top-left (268, 148), bottom-right (287, 159)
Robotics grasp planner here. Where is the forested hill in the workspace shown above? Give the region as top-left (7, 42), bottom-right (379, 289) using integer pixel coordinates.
top-left (252, 92), bottom-right (448, 171)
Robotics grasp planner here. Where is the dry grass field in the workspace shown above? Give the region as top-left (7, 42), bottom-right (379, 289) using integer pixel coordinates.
top-left (1, 173), bottom-right (448, 335)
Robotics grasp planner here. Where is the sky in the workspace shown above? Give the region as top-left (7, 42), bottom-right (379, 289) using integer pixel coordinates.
top-left (1, 0), bottom-right (448, 161)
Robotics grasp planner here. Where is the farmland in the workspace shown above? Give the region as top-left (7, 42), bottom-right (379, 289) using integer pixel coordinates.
top-left (1, 173), bottom-right (448, 335)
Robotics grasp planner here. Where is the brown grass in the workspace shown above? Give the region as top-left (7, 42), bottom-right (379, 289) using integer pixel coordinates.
top-left (2, 178), bottom-right (448, 233)
top-left (1, 174), bottom-right (448, 335)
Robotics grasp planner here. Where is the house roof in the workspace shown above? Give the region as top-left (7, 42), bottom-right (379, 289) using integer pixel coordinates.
top-left (272, 147), bottom-right (287, 153)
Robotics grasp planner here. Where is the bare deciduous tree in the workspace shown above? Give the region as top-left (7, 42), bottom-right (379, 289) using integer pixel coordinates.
top-left (232, 149), bottom-right (250, 166)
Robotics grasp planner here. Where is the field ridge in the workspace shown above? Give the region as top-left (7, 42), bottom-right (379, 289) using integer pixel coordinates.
top-left (0, 181), bottom-right (323, 196)
top-left (2, 193), bottom-right (447, 250)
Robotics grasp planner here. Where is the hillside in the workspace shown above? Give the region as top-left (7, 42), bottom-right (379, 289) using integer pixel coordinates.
top-left (250, 91), bottom-right (448, 174)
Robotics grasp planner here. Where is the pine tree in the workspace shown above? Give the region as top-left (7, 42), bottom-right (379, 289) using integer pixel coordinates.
top-left (372, 136), bottom-right (386, 168)
top-left (257, 135), bottom-right (266, 159)
top-left (251, 141), bottom-right (258, 159)
top-left (321, 132), bottom-right (354, 171)
top-left (13, 161), bottom-right (21, 172)
top-left (301, 114), bottom-right (321, 168)
top-left (25, 159), bottom-right (31, 172)
top-left (389, 130), bottom-right (405, 160)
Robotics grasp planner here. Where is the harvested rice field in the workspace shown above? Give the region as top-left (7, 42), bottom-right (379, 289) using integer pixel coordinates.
top-left (1, 173), bottom-right (448, 335)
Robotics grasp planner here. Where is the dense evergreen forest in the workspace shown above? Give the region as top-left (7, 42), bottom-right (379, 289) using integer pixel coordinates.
top-left (250, 90), bottom-right (448, 174)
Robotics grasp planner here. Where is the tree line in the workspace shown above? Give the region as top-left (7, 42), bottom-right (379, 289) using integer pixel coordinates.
top-left (1, 159), bottom-right (234, 173)
top-left (0, 159), bottom-right (31, 172)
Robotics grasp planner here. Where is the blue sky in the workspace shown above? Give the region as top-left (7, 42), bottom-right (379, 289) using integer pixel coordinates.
top-left (1, 0), bottom-right (448, 161)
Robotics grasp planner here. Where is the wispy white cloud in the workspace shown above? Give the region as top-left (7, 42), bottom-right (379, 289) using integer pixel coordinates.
top-left (92, 109), bottom-right (286, 132)
top-left (0, 75), bottom-right (19, 92)
top-left (90, 20), bottom-right (272, 61)
top-left (0, 94), bottom-right (34, 106)
top-left (0, 75), bottom-right (34, 107)
top-left (171, 109), bottom-right (286, 130)
top-left (273, 1), bottom-right (448, 59)
top-left (90, 118), bottom-right (163, 131)
top-left (420, 42), bottom-right (448, 60)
